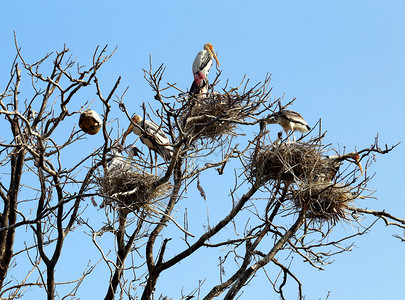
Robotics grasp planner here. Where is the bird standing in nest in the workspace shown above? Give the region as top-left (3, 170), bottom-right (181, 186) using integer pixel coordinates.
top-left (79, 109), bottom-right (102, 135)
top-left (264, 110), bottom-right (311, 142)
top-left (122, 115), bottom-right (173, 164)
top-left (190, 43), bottom-right (220, 96)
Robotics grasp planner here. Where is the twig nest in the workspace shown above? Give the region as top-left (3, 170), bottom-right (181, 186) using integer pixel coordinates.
top-left (289, 183), bottom-right (355, 224)
top-left (98, 168), bottom-right (172, 213)
top-left (79, 109), bottom-right (102, 135)
top-left (250, 141), bottom-right (326, 183)
top-left (180, 92), bottom-right (255, 140)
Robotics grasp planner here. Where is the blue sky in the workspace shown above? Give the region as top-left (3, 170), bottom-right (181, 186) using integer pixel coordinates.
top-left (1, 1), bottom-right (405, 299)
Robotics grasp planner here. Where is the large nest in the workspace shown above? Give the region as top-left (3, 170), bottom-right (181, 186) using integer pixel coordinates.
top-left (250, 140), bottom-right (334, 183)
top-left (98, 168), bottom-right (172, 214)
top-left (289, 183), bottom-right (356, 224)
top-left (180, 92), bottom-right (258, 140)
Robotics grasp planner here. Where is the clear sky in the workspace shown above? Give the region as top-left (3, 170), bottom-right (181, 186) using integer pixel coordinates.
top-left (1, 1), bottom-right (405, 299)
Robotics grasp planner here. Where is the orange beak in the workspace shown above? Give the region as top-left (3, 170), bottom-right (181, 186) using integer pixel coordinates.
top-left (212, 52), bottom-right (220, 68)
top-left (122, 123), bottom-right (134, 144)
top-left (354, 154), bottom-right (363, 175)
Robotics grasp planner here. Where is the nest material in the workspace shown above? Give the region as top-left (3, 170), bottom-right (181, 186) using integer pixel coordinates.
top-left (98, 168), bottom-right (172, 213)
top-left (180, 92), bottom-right (252, 140)
top-left (250, 141), bottom-right (330, 182)
top-left (289, 183), bottom-right (355, 224)
top-left (250, 137), bottom-right (358, 224)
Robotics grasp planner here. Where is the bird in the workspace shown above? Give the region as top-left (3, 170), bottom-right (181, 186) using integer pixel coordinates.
top-left (314, 152), bottom-right (363, 184)
top-left (107, 144), bottom-right (142, 174)
top-left (326, 152), bottom-right (363, 176)
top-left (79, 109), bottom-right (102, 135)
top-left (190, 43), bottom-right (220, 96)
top-left (122, 115), bottom-right (173, 162)
top-left (266, 110), bottom-right (310, 141)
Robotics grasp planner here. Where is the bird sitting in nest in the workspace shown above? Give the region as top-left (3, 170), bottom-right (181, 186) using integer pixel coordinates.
top-left (261, 110), bottom-right (310, 142)
top-left (107, 144), bottom-right (142, 174)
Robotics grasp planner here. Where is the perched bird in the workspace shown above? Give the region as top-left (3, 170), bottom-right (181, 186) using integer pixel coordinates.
top-left (107, 145), bottom-right (142, 174)
top-left (79, 109), bottom-right (102, 135)
top-left (122, 115), bottom-right (173, 162)
top-left (266, 110), bottom-right (310, 141)
top-left (190, 43), bottom-right (220, 95)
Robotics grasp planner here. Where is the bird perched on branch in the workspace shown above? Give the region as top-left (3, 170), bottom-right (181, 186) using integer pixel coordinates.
top-left (265, 110), bottom-right (310, 141)
top-left (122, 115), bottom-right (173, 162)
top-left (190, 43), bottom-right (220, 96)
top-left (79, 109), bottom-right (102, 135)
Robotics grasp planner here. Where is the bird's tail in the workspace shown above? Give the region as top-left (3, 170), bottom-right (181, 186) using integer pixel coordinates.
top-left (189, 81), bottom-right (199, 95)
top-left (157, 145), bottom-right (174, 162)
top-left (189, 79), bottom-right (209, 96)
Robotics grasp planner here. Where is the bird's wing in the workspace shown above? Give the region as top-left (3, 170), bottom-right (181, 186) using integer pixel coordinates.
top-left (143, 120), bottom-right (170, 144)
top-left (199, 52), bottom-right (213, 74)
top-left (193, 50), bottom-right (213, 74)
top-left (281, 110), bottom-right (309, 127)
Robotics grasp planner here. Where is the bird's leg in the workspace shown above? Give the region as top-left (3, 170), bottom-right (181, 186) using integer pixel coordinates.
top-left (149, 149), bottom-right (154, 173)
top-left (292, 132), bottom-right (297, 142)
top-left (155, 152), bottom-right (158, 175)
top-left (285, 130), bottom-right (291, 143)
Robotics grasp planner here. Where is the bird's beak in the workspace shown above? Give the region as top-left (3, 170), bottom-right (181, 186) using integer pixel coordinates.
top-left (208, 48), bottom-right (220, 68)
top-left (354, 154), bottom-right (363, 175)
top-left (122, 123), bottom-right (133, 144)
top-left (213, 53), bottom-right (220, 68)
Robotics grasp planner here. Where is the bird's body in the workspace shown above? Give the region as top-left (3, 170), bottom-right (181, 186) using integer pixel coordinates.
top-left (79, 109), bottom-right (102, 135)
top-left (267, 110), bottom-right (310, 141)
top-left (190, 43), bottom-right (220, 95)
top-left (122, 115), bottom-right (173, 162)
top-left (107, 145), bottom-right (142, 174)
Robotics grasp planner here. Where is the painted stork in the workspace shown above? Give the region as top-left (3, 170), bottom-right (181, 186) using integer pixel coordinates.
top-left (107, 145), bottom-right (142, 174)
top-left (122, 115), bottom-right (173, 162)
top-left (266, 110), bottom-right (310, 141)
top-left (79, 109), bottom-right (102, 135)
top-left (326, 152), bottom-right (363, 176)
top-left (190, 43), bottom-right (220, 95)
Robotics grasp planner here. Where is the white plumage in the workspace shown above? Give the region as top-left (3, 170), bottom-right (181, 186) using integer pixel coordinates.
top-left (267, 110), bottom-right (310, 141)
top-left (107, 145), bottom-right (141, 174)
top-left (122, 115), bottom-right (173, 162)
top-left (190, 43), bottom-right (220, 95)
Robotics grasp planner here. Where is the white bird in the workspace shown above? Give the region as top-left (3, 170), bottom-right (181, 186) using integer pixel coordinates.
top-left (266, 110), bottom-right (310, 141)
top-left (122, 115), bottom-right (173, 162)
top-left (107, 145), bottom-right (142, 174)
top-left (190, 43), bottom-right (220, 96)
top-left (79, 109), bottom-right (102, 135)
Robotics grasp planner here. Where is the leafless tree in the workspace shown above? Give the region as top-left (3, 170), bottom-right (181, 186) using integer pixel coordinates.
top-left (0, 39), bottom-right (402, 300)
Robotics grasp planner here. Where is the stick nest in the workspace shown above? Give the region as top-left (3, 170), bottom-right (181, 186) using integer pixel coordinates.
top-left (98, 168), bottom-right (172, 214)
top-left (289, 183), bottom-right (355, 224)
top-left (180, 92), bottom-right (257, 140)
top-left (250, 141), bottom-right (331, 182)
top-left (250, 137), bottom-right (358, 224)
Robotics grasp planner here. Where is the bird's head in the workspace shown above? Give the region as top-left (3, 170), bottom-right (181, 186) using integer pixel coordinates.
top-left (132, 115), bottom-right (142, 124)
top-left (351, 153), bottom-right (363, 175)
top-left (128, 145), bottom-right (143, 158)
top-left (122, 115), bottom-right (142, 144)
top-left (265, 113), bottom-right (280, 125)
top-left (204, 43), bottom-right (220, 68)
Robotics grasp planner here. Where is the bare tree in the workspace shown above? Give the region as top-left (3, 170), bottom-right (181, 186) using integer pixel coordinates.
top-left (0, 39), bottom-right (402, 300)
